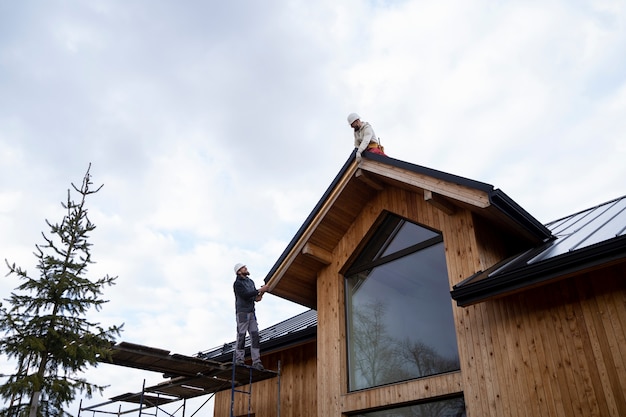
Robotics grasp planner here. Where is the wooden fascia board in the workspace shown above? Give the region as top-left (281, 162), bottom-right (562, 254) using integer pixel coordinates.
top-left (266, 163), bottom-right (359, 291)
top-left (360, 161), bottom-right (491, 208)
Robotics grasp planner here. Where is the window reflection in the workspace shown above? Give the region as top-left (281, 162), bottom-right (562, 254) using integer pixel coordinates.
top-left (352, 396), bottom-right (466, 417)
top-left (345, 217), bottom-right (460, 391)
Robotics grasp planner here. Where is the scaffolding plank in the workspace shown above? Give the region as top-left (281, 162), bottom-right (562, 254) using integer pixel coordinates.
top-left (109, 392), bottom-right (178, 406)
top-left (106, 343), bottom-right (227, 378)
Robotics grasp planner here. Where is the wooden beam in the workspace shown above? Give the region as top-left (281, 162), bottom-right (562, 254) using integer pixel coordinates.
top-left (424, 190), bottom-right (456, 215)
top-left (360, 162), bottom-right (490, 208)
top-left (302, 243), bottom-right (333, 265)
top-left (355, 169), bottom-right (384, 191)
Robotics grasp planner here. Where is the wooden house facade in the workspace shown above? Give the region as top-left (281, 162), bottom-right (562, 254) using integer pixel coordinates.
top-left (209, 151), bottom-right (626, 417)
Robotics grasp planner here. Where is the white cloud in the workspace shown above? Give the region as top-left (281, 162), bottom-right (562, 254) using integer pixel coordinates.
top-left (1, 0), bottom-right (625, 414)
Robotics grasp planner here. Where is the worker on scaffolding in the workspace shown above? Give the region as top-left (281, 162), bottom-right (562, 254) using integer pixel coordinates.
top-left (233, 263), bottom-right (269, 370)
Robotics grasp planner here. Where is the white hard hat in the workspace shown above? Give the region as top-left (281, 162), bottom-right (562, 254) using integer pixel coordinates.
top-left (347, 113), bottom-right (360, 125)
top-left (234, 263), bottom-right (246, 274)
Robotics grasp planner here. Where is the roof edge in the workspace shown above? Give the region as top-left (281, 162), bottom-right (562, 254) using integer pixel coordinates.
top-left (451, 235), bottom-right (626, 306)
top-left (489, 189), bottom-right (553, 240)
top-left (263, 150), bottom-right (358, 285)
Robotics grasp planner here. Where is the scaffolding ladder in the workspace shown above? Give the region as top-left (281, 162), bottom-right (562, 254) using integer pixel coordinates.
top-left (229, 352), bottom-right (281, 417)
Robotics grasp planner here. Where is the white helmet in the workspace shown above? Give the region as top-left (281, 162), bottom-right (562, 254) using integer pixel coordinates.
top-left (347, 113), bottom-right (360, 125)
top-left (234, 263), bottom-right (246, 274)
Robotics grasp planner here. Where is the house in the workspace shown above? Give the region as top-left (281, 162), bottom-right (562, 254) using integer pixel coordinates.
top-left (204, 150), bottom-right (626, 417)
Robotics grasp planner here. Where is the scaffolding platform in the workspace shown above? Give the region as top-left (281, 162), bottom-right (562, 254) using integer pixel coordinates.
top-left (79, 341), bottom-right (279, 417)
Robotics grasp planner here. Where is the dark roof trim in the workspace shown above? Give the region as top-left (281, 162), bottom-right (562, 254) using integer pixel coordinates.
top-left (451, 234), bottom-right (626, 306)
top-left (489, 189), bottom-right (552, 239)
top-left (366, 152), bottom-right (495, 192)
top-left (263, 150), bottom-right (357, 283)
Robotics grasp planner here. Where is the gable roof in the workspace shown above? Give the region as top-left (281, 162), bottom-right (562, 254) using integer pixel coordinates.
top-left (451, 195), bottom-right (626, 306)
top-left (263, 151), bottom-right (552, 308)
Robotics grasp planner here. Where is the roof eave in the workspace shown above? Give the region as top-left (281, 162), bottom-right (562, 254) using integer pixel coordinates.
top-left (451, 235), bottom-right (626, 306)
top-left (489, 189), bottom-right (552, 240)
top-left (207, 326), bottom-right (317, 363)
top-left (262, 151), bottom-right (359, 288)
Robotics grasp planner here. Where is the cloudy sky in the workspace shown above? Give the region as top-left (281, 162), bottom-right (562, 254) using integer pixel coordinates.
top-left (1, 0), bottom-right (625, 414)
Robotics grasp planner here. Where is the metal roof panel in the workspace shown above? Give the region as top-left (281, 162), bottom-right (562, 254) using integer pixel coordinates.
top-left (451, 194), bottom-right (626, 306)
top-left (531, 196), bottom-right (626, 262)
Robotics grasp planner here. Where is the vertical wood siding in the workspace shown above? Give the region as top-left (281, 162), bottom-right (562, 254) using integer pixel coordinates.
top-left (459, 264), bottom-right (626, 417)
top-left (317, 187), bottom-right (626, 416)
top-left (213, 341), bottom-right (317, 417)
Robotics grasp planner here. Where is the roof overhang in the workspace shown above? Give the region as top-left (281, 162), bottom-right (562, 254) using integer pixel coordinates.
top-left (264, 151), bottom-right (552, 309)
top-left (451, 228), bottom-right (626, 306)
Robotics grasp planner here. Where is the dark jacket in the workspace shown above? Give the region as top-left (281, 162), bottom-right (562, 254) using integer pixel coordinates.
top-left (233, 274), bottom-right (259, 313)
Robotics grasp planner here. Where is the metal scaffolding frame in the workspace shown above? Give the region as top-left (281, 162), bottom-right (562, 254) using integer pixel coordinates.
top-left (78, 342), bottom-right (280, 417)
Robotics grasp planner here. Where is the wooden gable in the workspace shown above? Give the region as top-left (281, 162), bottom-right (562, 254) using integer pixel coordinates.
top-left (264, 152), bottom-right (550, 309)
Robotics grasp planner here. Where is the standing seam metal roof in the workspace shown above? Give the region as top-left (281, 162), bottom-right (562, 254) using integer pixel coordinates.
top-left (451, 194), bottom-right (626, 306)
top-left (198, 309), bottom-right (317, 362)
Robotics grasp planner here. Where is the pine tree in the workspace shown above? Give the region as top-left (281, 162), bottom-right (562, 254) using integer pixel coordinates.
top-left (0, 165), bottom-right (123, 417)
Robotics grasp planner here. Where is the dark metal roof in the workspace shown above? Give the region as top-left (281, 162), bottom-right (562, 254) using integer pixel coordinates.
top-left (198, 309), bottom-right (317, 362)
top-left (451, 195), bottom-right (626, 306)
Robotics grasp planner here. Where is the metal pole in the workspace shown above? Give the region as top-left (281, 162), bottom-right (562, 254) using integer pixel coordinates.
top-left (139, 379), bottom-right (146, 417)
top-left (247, 367), bottom-right (253, 417)
top-left (230, 351), bottom-right (236, 417)
top-left (277, 360), bottom-right (281, 417)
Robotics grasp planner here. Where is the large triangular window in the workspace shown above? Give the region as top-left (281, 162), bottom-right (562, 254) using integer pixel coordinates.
top-left (345, 214), bottom-right (460, 391)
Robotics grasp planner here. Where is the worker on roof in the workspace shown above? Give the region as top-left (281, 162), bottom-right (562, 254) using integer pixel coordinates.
top-left (233, 263), bottom-right (269, 371)
top-left (347, 112), bottom-right (387, 162)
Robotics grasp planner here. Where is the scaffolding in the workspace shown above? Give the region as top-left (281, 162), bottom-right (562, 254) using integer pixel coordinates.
top-left (78, 342), bottom-right (280, 417)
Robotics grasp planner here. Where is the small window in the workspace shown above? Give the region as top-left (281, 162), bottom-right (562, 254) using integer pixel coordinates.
top-left (351, 396), bottom-right (466, 416)
top-left (345, 215), bottom-right (460, 391)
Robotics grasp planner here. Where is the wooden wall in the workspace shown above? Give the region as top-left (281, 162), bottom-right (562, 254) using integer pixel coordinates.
top-left (213, 340), bottom-right (317, 417)
top-left (317, 186), bottom-right (626, 416)
top-left (458, 263), bottom-right (626, 417)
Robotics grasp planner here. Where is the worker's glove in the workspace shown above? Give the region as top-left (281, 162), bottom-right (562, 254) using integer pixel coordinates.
top-left (356, 151), bottom-right (362, 164)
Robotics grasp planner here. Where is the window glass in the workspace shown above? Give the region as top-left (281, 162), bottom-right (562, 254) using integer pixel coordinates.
top-left (379, 220), bottom-right (440, 258)
top-left (345, 217), bottom-right (460, 391)
top-left (351, 396), bottom-right (466, 417)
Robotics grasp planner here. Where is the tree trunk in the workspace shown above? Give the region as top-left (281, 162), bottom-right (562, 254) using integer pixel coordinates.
top-left (28, 390), bottom-right (40, 417)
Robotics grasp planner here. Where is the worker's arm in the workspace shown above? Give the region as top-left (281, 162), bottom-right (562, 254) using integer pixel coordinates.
top-left (255, 285), bottom-right (270, 302)
top-left (356, 123), bottom-right (376, 158)
top-left (234, 280), bottom-right (260, 302)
